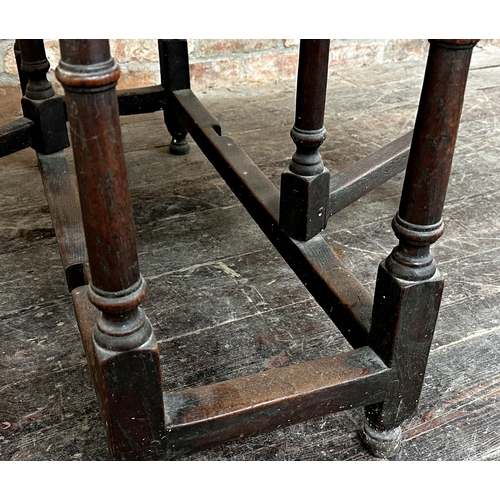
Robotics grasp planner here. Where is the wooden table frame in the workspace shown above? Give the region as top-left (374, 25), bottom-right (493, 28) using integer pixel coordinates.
top-left (0, 39), bottom-right (478, 460)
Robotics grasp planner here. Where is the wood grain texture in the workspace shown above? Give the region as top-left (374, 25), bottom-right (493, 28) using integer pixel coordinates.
top-left (57, 39), bottom-right (165, 459)
top-left (2, 44), bottom-right (500, 460)
top-left (37, 151), bottom-right (87, 290)
top-left (164, 346), bottom-right (389, 455)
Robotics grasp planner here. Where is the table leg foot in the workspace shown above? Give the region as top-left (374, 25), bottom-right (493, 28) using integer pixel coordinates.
top-left (168, 136), bottom-right (190, 155)
top-left (360, 418), bottom-right (402, 459)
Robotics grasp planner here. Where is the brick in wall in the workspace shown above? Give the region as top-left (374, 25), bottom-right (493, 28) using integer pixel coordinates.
top-left (2, 39), bottom-right (499, 91)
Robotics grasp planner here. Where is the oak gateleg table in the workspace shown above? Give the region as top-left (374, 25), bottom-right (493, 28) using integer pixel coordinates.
top-left (0, 39), bottom-right (478, 459)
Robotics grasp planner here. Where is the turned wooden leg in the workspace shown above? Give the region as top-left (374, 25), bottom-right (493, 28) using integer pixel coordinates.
top-left (159, 39), bottom-right (190, 155)
top-left (56, 40), bottom-right (165, 460)
top-left (14, 40), bottom-right (28, 96)
top-left (362, 39), bottom-right (479, 458)
top-left (18, 40), bottom-right (69, 155)
top-left (279, 39), bottom-right (331, 241)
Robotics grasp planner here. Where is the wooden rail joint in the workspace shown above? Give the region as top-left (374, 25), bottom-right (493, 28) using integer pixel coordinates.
top-left (17, 39), bottom-right (69, 154)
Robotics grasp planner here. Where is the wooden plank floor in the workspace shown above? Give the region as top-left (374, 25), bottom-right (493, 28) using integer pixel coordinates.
top-left (2, 43), bottom-right (500, 461)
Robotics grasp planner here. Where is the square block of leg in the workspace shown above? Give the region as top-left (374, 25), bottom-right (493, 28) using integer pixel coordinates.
top-left (21, 96), bottom-right (69, 154)
top-left (93, 341), bottom-right (165, 460)
top-left (279, 166), bottom-right (330, 241)
top-left (366, 260), bottom-right (444, 430)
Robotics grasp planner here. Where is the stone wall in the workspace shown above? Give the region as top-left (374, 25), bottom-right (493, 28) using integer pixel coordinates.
top-left (0, 39), bottom-right (498, 91)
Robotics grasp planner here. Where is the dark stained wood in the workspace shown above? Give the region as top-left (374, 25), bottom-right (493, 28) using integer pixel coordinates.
top-left (293, 40), bottom-right (330, 132)
top-left (55, 38), bottom-right (395, 459)
top-left (9, 40), bottom-right (83, 294)
top-left (72, 283), bottom-right (165, 460)
top-left (6, 38), bottom-right (479, 460)
top-left (159, 40), bottom-right (191, 155)
top-left (364, 40), bottom-right (478, 455)
top-left (18, 40), bottom-right (69, 156)
top-left (163, 39), bottom-right (477, 459)
top-left (13, 40), bottom-right (28, 96)
top-left (164, 346), bottom-right (390, 455)
top-left (18, 40), bottom-right (54, 101)
top-left (169, 88), bottom-right (373, 348)
top-left (328, 131), bottom-right (412, 216)
top-left (0, 118), bottom-right (34, 157)
top-left (2, 39), bottom-right (499, 462)
top-left (116, 85), bottom-right (166, 116)
top-left (279, 39), bottom-right (331, 241)
top-left (57, 41), bottom-right (139, 292)
top-left (399, 40), bottom-right (479, 233)
top-left (0, 40), bottom-right (68, 159)
top-left (37, 152), bottom-right (87, 291)
top-left (56, 39), bottom-right (165, 460)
